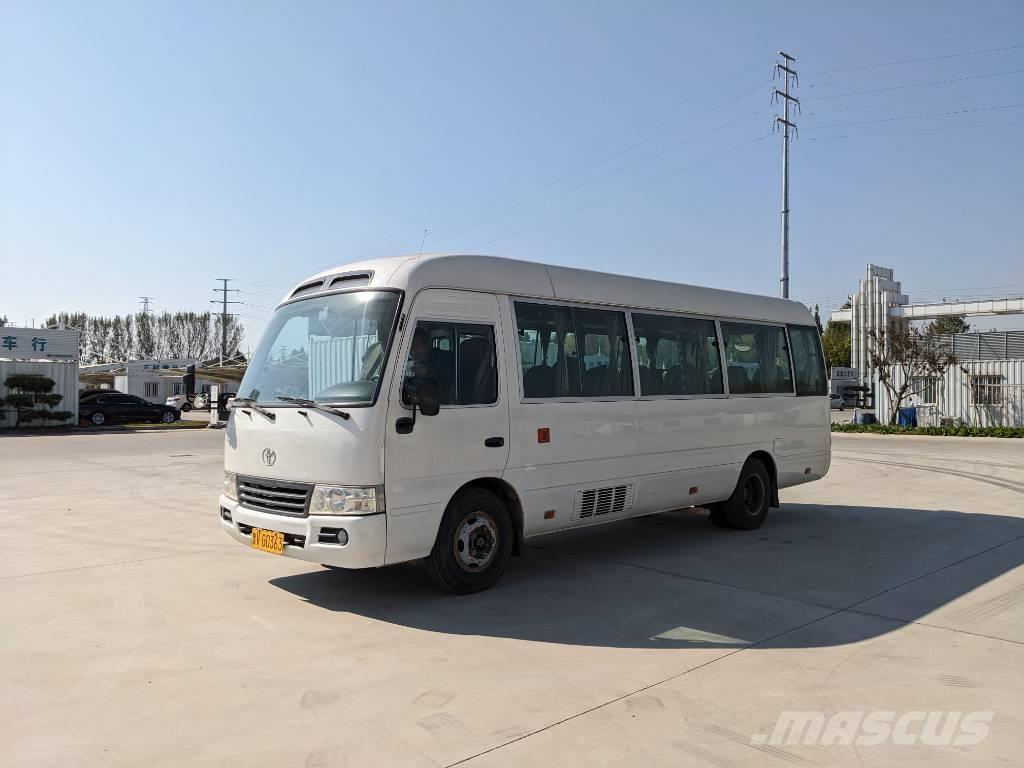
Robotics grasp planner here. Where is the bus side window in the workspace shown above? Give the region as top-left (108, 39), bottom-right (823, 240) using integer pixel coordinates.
top-left (633, 313), bottom-right (721, 396)
top-left (721, 322), bottom-right (793, 394)
top-left (788, 325), bottom-right (827, 396)
top-left (515, 302), bottom-right (576, 398)
top-left (515, 302), bottom-right (632, 398)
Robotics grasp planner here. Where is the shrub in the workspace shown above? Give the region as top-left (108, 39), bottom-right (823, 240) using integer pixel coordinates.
top-left (3, 374), bottom-right (55, 393)
top-left (832, 423), bottom-right (1024, 438)
top-left (3, 393), bottom-right (34, 409)
top-left (3, 374), bottom-right (68, 428)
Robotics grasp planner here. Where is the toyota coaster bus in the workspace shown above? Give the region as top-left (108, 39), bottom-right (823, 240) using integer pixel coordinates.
top-left (220, 254), bottom-right (830, 593)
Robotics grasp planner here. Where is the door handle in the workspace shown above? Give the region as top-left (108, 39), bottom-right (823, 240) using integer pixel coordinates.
top-left (484, 437), bottom-right (504, 448)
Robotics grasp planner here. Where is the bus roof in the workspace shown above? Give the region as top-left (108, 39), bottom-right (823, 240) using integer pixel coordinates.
top-left (289, 253), bottom-right (815, 325)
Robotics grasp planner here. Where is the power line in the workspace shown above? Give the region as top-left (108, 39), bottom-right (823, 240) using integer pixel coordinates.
top-left (803, 67), bottom-right (1024, 100)
top-left (804, 42), bottom-right (1024, 75)
top-left (807, 119), bottom-right (1024, 140)
top-left (138, 296), bottom-right (155, 314)
top-left (463, 134), bottom-right (769, 252)
top-left (423, 105), bottom-right (771, 250)
top-left (803, 102), bottom-right (1024, 130)
top-left (234, 75), bottom-right (774, 293)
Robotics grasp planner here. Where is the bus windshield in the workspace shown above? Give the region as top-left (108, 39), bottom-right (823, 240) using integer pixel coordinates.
top-left (238, 290), bottom-right (401, 406)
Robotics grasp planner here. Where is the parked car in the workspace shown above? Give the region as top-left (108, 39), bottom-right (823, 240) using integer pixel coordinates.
top-left (80, 393), bottom-right (180, 425)
top-left (166, 393), bottom-right (194, 412)
top-left (79, 389), bottom-right (122, 403)
top-left (830, 392), bottom-right (846, 411)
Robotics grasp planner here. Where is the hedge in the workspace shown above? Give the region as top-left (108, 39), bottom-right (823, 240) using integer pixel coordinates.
top-left (832, 423), bottom-right (1024, 438)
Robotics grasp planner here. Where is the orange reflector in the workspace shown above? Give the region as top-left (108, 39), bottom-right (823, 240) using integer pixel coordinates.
top-left (804, 467), bottom-right (811, 474)
top-left (537, 427), bottom-right (550, 443)
top-left (543, 510), bottom-right (556, 520)
top-left (689, 486), bottom-right (699, 495)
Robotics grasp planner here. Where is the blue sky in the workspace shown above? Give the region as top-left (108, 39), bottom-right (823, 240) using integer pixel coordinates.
top-left (2, 1), bottom-right (1022, 348)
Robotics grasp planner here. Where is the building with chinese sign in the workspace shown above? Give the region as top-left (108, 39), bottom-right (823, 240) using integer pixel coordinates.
top-left (0, 327), bottom-right (81, 427)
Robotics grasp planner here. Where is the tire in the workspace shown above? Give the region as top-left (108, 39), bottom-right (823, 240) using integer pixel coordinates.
top-left (159, 410), bottom-right (176, 423)
top-left (181, 402), bottom-right (192, 412)
top-left (719, 458), bottom-right (772, 530)
top-left (424, 489), bottom-right (513, 594)
top-left (90, 411), bottom-right (106, 426)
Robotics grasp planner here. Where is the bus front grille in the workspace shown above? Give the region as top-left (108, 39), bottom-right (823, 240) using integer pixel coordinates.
top-left (237, 476), bottom-right (312, 517)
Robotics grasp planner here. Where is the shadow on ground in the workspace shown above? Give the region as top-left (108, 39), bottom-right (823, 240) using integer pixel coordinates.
top-left (270, 503), bottom-right (1024, 650)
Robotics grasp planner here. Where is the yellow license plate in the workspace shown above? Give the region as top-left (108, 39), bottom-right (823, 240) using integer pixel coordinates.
top-left (250, 527), bottom-right (285, 555)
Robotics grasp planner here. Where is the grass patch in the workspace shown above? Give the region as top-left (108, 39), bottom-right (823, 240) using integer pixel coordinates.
top-left (118, 420), bottom-right (211, 430)
top-left (832, 423), bottom-right (1024, 438)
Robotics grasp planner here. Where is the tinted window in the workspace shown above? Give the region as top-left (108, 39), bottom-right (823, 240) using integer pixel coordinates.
top-left (633, 313), bottom-right (723, 396)
top-left (788, 325), bottom-right (827, 396)
top-left (404, 321), bottom-right (496, 405)
top-left (720, 322), bottom-right (793, 395)
top-left (515, 302), bottom-right (633, 398)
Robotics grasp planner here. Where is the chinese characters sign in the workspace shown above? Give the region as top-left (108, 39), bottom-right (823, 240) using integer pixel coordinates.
top-left (0, 328), bottom-right (80, 362)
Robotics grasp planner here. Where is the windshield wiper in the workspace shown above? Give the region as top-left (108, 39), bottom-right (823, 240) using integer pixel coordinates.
top-left (232, 397), bottom-right (276, 421)
top-left (276, 396), bottom-right (351, 420)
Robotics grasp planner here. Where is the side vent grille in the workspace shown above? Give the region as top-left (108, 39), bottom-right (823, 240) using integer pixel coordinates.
top-left (573, 484), bottom-right (634, 520)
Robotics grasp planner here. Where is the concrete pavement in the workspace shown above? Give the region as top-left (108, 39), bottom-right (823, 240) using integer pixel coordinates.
top-left (2, 430), bottom-right (1022, 766)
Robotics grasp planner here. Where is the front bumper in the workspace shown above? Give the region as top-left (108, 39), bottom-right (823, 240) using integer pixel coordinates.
top-left (219, 495), bottom-right (386, 569)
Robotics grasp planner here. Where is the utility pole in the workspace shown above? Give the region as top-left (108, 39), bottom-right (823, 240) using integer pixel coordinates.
top-left (773, 51), bottom-right (799, 299)
top-left (211, 279), bottom-right (242, 365)
top-left (138, 296), bottom-right (155, 314)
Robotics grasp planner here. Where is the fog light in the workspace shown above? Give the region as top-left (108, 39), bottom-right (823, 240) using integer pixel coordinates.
top-left (336, 529), bottom-right (349, 546)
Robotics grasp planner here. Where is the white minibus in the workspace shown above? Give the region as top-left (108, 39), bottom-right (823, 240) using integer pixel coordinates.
top-left (221, 254), bottom-right (830, 593)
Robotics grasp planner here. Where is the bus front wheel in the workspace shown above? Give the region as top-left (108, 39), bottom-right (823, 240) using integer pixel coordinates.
top-left (425, 489), bottom-right (513, 594)
top-left (712, 458), bottom-right (771, 530)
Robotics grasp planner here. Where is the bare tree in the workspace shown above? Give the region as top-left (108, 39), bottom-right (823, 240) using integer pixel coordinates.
top-left (867, 327), bottom-right (960, 425)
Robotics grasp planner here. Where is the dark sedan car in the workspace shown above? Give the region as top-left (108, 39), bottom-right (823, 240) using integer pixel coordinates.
top-left (79, 393), bottom-right (180, 426)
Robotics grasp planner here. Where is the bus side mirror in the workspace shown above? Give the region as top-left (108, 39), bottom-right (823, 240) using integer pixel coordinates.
top-left (398, 377), bottom-right (441, 434)
top-left (417, 378), bottom-right (440, 416)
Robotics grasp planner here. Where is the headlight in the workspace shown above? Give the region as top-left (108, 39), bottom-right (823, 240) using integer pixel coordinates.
top-left (310, 485), bottom-right (383, 515)
top-left (223, 470), bottom-right (238, 501)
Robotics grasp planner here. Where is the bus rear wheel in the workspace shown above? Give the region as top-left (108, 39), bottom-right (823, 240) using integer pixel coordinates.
top-left (425, 489), bottom-right (513, 594)
top-left (713, 458), bottom-right (771, 530)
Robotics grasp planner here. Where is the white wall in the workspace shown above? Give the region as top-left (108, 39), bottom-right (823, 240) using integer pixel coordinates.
top-left (875, 359), bottom-right (1024, 427)
top-left (122, 374), bottom-right (217, 403)
top-left (0, 360), bottom-right (79, 427)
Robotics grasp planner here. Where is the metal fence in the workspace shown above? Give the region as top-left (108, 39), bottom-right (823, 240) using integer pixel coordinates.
top-left (927, 330), bottom-right (1024, 361)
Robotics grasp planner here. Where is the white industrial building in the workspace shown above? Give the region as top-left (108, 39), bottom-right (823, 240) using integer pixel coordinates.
top-left (831, 265), bottom-right (1024, 427)
top-left (79, 358), bottom-right (232, 403)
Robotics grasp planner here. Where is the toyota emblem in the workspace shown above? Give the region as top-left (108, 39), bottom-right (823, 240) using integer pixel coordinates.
top-left (261, 448), bottom-right (276, 466)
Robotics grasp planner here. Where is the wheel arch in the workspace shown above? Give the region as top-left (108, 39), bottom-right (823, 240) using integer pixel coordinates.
top-left (452, 477), bottom-right (525, 556)
top-left (747, 450), bottom-right (780, 507)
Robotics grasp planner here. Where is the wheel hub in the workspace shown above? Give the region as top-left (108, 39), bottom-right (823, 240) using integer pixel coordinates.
top-left (743, 475), bottom-right (765, 515)
top-left (454, 512), bottom-right (498, 571)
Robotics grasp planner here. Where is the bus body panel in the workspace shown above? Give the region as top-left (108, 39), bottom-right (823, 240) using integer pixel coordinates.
top-left (224, 406), bottom-right (385, 486)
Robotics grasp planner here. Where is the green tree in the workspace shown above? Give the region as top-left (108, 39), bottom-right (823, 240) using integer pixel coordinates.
top-left (925, 315), bottom-right (970, 335)
top-left (821, 321), bottom-right (851, 369)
